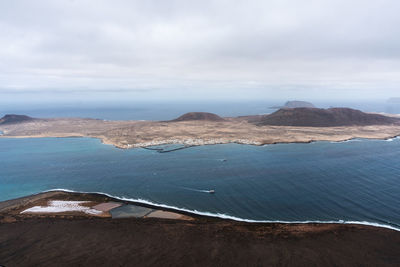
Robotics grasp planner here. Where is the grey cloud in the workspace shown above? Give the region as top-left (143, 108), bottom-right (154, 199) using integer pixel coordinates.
top-left (1, 0), bottom-right (400, 100)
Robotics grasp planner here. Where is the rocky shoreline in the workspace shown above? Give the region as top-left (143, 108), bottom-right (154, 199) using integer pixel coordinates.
top-left (1, 112), bottom-right (400, 150)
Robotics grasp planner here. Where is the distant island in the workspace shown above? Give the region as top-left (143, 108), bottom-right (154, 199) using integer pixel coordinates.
top-left (1, 107), bottom-right (400, 149)
top-left (270, 100), bottom-right (316, 109)
top-left (283, 100), bottom-right (316, 108)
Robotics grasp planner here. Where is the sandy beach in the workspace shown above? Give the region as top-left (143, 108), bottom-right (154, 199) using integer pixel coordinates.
top-left (1, 191), bottom-right (399, 266)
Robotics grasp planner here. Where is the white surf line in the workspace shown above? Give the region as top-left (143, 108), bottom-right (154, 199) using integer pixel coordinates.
top-left (384, 136), bottom-right (400, 142)
top-left (329, 136), bottom-right (400, 144)
top-left (1, 135), bottom-right (399, 148)
top-left (44, 189), bottom-right (400, 232)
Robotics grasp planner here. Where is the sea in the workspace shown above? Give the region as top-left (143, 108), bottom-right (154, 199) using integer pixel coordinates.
top-left (0, 100), bottom-right (399, 120)
top-left (0, 100), bottom-right (400, 230)
top-left (0, 137), bottom-right (399, 230)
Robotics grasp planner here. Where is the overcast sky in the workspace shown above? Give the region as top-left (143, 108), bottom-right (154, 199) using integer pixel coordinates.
top-left (1, 0), bottom-right (400, 102)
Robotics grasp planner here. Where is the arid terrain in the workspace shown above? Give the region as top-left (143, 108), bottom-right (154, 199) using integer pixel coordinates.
top-left (0, 191), bottom-right (399, 267)
top-left (1, 108), bottom-right (400, 148)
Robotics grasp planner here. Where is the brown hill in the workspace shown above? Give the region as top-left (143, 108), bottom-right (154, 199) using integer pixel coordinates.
top-left (250, 108), bottom-right (400, 127)
top-left (0, 114), bottom-right (34, 125)
top-left (172, 112), bottom-right (225, 122)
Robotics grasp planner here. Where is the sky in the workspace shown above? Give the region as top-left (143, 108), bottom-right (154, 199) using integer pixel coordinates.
top-left (1, 0), bottom-right (400, 103)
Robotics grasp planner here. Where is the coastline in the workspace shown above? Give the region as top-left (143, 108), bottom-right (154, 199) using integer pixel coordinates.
top-left (1, 190), bottom-right (399, 266)
top-left (1, 132), bottom-right (399, 150)
top-left (1, 189), bottom-right (399, 232)
top-left (1, 117), bottom-right (400, 149)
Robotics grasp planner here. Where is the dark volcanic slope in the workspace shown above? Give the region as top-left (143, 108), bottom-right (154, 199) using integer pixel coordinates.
top-left (252, 108), bottom-right (400, 127)
top-left (0, 114), bottom-right (34, 125)
top-left (172, 112), bottom-right (225, 122)
top-left (0, 218), bottom-right (399, 267)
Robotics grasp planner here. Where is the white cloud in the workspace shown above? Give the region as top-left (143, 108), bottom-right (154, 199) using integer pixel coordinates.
top-left (0, 0), bottom-right (400, 100)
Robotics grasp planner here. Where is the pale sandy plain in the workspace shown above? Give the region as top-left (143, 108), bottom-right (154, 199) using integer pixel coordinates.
top-left (1, 116), bottom-right (400, 148)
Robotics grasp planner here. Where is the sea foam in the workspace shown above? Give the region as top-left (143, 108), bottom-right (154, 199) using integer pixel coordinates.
top-left (45, 189), bottom-right (400, 232)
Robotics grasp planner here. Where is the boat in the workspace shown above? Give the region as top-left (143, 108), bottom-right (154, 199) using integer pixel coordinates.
top-left (208, 190), bottom-right (215, 194)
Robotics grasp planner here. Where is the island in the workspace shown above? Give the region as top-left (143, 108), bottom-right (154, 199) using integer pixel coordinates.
top-left (1, 108), bottom-right (400, 149)
top-left (283, 100), bottom-right (316, 108)
top-left (269, 100), bottom-right (316, 109)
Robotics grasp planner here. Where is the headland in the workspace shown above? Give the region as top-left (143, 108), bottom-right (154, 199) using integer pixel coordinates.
top-left (0, 190), bottom-right (399, 266)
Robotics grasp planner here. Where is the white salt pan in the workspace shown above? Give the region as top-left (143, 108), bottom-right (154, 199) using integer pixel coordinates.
top-left (21, 200), bottom-right (102, 215)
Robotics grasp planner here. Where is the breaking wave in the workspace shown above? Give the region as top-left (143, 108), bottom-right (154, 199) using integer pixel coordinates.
top-left (45, 188), bottom-right (400, 232)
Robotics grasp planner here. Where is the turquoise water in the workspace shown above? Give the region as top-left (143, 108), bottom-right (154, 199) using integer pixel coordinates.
top-left (1, 137), bottom-right (400, 229)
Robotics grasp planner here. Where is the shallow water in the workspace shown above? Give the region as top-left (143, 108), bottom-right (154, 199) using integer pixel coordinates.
top-left (0, 137), bottom-right (399, 229)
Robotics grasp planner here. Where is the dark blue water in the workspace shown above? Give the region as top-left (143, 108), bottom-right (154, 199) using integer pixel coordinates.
top-left (1, 137), bottom-right (399, 229)
top-left (1, 100), bottom-right (399, 120)
top-left (0, 101), bottom-right (274, 121)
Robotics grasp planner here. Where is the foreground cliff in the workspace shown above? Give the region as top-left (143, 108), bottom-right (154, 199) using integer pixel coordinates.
top-left (0, 191), bottom-right (399, 266)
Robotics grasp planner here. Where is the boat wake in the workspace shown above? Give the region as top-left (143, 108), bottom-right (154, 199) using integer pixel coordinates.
top-left (44, 188), bottom-right (400, 232)
top-left (179, 186), bottom-right (214, 193)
